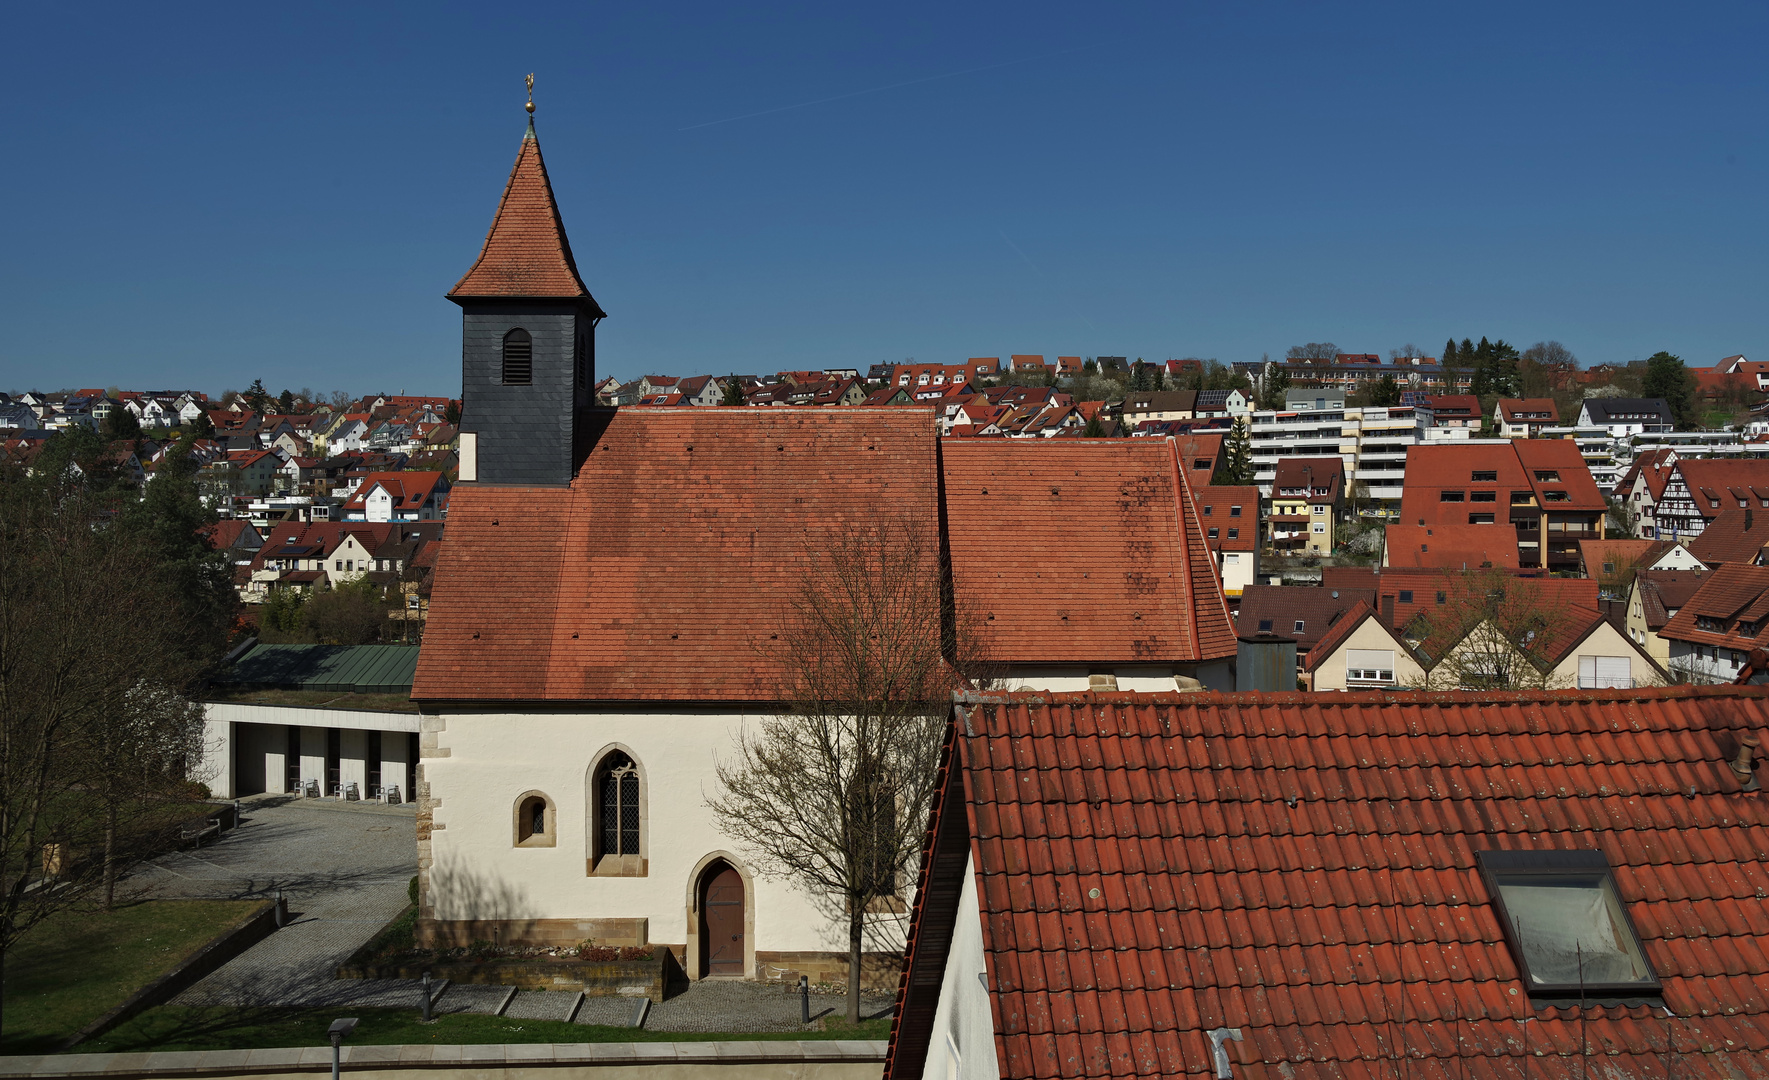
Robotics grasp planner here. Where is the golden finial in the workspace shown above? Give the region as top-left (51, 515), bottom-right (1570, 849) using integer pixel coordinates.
top-left (525, 73), bottom-right (535, 114)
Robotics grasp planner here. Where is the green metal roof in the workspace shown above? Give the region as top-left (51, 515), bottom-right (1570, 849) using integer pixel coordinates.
top-left (221, 644), bottom-right (420, 694)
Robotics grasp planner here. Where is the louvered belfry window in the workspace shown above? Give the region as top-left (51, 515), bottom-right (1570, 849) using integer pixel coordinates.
top-left (502, 328), bottom-right (533, 385)
top-left (599, 752), bottom-right (640, 856)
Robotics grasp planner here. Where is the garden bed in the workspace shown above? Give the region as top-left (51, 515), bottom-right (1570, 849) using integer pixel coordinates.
top-left (338, 906), bottom-right (685, 1001)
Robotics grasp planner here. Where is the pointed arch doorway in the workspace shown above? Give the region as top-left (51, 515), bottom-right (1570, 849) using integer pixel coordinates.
top-left (686, 853), bottom-right (753, 978)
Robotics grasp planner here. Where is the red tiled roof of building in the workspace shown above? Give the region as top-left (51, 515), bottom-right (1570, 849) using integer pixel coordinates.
top-left (1672, 460), bottom-right (1769, 518)
top-left (1424, 394), bottom-right (1480, 416)
top-left (1191, 485), bottom-right (1258, 553)
top-left (1637, 568), bottom-right (1709, 630)
top-left (200, 519), bottom-right (256, 551)
top-left (942, 438), bottom-right (1236, 665)
top-left (1494, 397), bottom-right (1559, 422)
top-left (1383, 523), bottom-right (1520, 570)
top-left (888, 686), bottom-right (1769, 1080)
top-left (414, 410), bottom-right (942, 702)
top-left (1270, 457), bottom-right (1342, 503)
top-left (1400, 441), bottom-right (1604, 529)
top-left (447, 123), bottom-right (601, 305)
top-left (1617, 446), bottom-right (1678, 501)
top-left (1688, 508), bottom-right (1769, 567)
top-left (1371, 567), bottom-right (1599, 635)
top-left (1660, 563), bottom-right (1769, 649)
top-left (1578, 538), bottom-right (1672, 576)
top-left (1233, 585), bottom-right (1375, 649)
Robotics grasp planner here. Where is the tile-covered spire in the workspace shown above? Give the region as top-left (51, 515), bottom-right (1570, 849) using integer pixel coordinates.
top-left (448, 120), bottom-right (602, 307)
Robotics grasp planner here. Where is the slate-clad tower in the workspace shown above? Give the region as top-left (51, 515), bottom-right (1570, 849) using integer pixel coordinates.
top-left (449, 116), bottom-right (605, 486)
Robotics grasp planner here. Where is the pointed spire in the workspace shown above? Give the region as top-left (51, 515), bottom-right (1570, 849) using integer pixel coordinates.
top-left (448, 106), bottom-right (600, 305)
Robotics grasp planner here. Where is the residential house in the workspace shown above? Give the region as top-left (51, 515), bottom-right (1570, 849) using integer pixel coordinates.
top-left (1005, 354), bottom-right (1045, 372)
top-left (886, 686), bottom-right (1769, 1080)
top-left (1577, 396), bottom-right (1674, 437)
top-left (1626, 569), bottom-right (1708, 663)
top-left (1192, 388), bottom-right (1249, 418)
top-left (1232, 584), bottom-right (1374, 674)
top-left (214, 449), bottom-right (282, 496)
top-left (1423, 394), bottom-right (1482, 428)
top-left (1654, 459), bottom-right (1769, 539)
top-left (342, 471), bottom-right (449, 522)
top-left (1169, 431), bottom-right (1225, 485)
top-left (1266, 457), bottom-right (1341, 554)
top-left (1300, 600), bottom-right (1427, 690)
top-left (1051, 356), bottom-right (1083, 378)
top-left (1119, 390), bottom-right (1196, 427)
top-left (862, 386), bottom-right (914, 407)
top-left (1657, 563), bottom-right (1769, 683)
top-left (1399, 440), bottom-right (1606, 572)
top-left (673, 375), bottom-right (725, 406)
top-left (1191, 486), bottom-right (1258, 597)
top-left (1615, 446), bottom-right (1678, 537)
top-left (1689, 508), bottom-right (1769, 567)
top-left (0, 400), bottom-right (39, 429)
top-left (1577, 538), bottom-right (1704, 599)
top-left (1492, 397), bottom-right (1559, 438)
top-left (965, 358), bottom-right (1001, 378)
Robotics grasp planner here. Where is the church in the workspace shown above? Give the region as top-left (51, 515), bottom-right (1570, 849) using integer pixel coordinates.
top-left (410, 106), bottom-right (1238, 984)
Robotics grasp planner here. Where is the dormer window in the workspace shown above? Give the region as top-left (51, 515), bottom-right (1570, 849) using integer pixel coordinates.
top-left (1471, 470), bottom-right (1497, 482)
top-left (1477, 849), bottom-right (1658, 996)
top-left (502, 329), bottom-right (533, 385)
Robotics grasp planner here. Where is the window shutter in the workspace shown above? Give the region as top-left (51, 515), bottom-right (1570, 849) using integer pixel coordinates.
top-left (1580, 655), bottom-right (1631, 688)
top-left (1347, 649), bottom-right (1394, 671)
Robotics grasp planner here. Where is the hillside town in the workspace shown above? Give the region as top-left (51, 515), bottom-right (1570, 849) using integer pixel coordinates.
top-left (10, 342), bottom-right (1766, 688)
top-left (5, 63), bottom-right (1769, 1080)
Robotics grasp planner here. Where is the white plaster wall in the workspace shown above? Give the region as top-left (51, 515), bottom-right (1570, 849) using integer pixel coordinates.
top-left (921, 851), bottom-right (1001, 1080)
top-left (199, 719), bottom-right (235, 798)
top-left (340, 728), bottom-right (369, 794)
top-left (1668, 641), bottom-right (1745, 684)
top-left (1219, 551), bottom-right (1256, 597)
top-left (424, 708), bottom-right (905, 959)
top-left (1309, 619), bottom-right (1426, 692)
top-left (301, 726), bottom-right (328, 791)
top-left (1548, 621), bottom-right (1662, 688)
top-left (201, 705), bottom-right (419, 798)
top-left (205, 702), bottom-right (422, 735)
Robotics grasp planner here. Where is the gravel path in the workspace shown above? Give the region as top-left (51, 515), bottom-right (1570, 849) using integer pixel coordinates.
top-left (138, 794), bottom-right (896, 1029)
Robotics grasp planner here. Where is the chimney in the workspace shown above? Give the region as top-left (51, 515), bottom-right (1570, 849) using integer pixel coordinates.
top-left (1730, 733), bottom-right (1761, 792)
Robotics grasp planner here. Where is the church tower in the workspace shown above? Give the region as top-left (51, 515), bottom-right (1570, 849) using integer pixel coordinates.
top-left (448, 99), bottom-right (605, 486)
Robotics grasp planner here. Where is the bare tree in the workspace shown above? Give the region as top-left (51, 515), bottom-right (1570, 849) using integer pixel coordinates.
top-left (1286, 342), bottom-right (1339, 360)
top-left (1388, 344), bottom-right (1426, 361)
top-left (707, 514), bottom-right (991, 1023)
top-left (1404, 569), bottom-right (1582, 691)
top-left (0, 475), bottom-right (215, 1027)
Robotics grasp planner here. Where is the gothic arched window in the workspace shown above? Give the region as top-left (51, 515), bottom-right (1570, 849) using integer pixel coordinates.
top-left (502, 328), bottom-right (533, 385)
top-left (599, 752), bottom-right (640, 857)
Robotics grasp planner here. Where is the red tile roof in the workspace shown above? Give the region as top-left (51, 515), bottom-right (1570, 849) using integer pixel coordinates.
top-left (888, 686), bottom-right (1769, 1080)
top-left (1670, 460), bottom-right (1769, 519)
top-left (1271, 457), bottom-right (1342, 503)
top-left (1192, 486), bottom-right (1258, 553)
top-left (942, 438), bottom-right (1236, 665)
top-left (414, 409), bottom-right (940, 701)
top-left (1637, 569), bottom-right (1709, 630)
top-left (1659, 563), bottom-right (1769, 649)
top-left (1383, 524), bottom-right (1521, 570)
top-left (447, 123), bottom-right (602, 306)
top-left (1401, 441), bottom-right (1604, 528)
top-left (1494, 397), bottom-right (1559, 422)
top-left (1688, 509), bottom-right (1769, 567)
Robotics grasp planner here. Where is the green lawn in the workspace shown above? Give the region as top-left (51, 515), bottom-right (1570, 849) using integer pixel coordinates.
top-left (2, 899), bottom-right (262, 1054)
top-left (80, 1006), bottom-right (891, 1052)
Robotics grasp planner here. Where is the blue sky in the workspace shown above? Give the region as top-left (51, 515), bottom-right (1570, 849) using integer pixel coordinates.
top-left (2, 1), bottom-right (1764, 396)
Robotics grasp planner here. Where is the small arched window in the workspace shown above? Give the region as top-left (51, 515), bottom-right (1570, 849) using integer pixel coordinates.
top-left (502, 328), bottom-right (533, 385)
top-left (589, 750), bottom-right (644, 875)
top-left (513, 790), bottom-right (555, 847)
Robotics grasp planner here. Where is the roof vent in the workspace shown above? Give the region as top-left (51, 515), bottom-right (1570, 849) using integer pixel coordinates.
top-left (1729, 733), bottom-right (1761, 792)
top-left (1207, 1028), bottom-right (1243, 1079)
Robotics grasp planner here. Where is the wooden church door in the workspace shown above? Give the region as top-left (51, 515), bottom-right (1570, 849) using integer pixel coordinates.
top-left (702, 864), bottom-right (745, 976)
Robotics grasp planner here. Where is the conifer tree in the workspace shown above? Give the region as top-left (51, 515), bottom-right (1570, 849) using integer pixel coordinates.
top-left (1213, 418), bottom-right (1255, 485)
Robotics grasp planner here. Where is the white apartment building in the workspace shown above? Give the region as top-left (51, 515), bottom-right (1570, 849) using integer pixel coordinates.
top-left (1249, 403), bottom-right (1440, 502)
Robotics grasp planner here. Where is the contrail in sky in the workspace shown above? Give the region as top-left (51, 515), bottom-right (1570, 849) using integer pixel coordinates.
top-left (678, 45), bottom-right (1103, 132)
top-left (998, 228), bottom-right (1097, 333)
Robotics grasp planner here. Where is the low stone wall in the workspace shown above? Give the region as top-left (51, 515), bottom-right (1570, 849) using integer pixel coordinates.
top-left (342, 951), bottom-right (685, 1002)
top-left (0, 1039), bottom-right (889, 1080)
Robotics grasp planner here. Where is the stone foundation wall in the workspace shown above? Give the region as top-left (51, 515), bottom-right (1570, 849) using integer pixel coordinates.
top-left (416, 916), bottom-right (649, 949)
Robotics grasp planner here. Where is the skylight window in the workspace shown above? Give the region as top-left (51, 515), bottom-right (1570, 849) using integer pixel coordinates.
top-left (1477, 850), bottom-right (1659, 996)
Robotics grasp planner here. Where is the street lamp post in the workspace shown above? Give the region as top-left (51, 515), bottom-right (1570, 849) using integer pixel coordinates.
top-left (327, 1017), bottom-right (358, 1080)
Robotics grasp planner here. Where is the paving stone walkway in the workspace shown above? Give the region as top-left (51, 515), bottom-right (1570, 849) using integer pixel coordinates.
top-left (140, 795), bottom-right (895, 1029)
